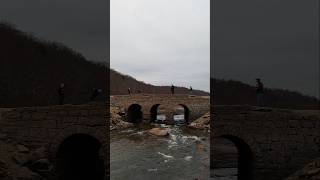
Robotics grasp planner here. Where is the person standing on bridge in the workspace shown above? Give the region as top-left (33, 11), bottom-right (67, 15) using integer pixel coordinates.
top-left (256, 78), bottom-right (265, 106)
top-left (58, 83), bottom-right (65, 105)
top-left (171, 84), bottom-right (175, 95)
top-left (190, 86), bottom-right (193, 95)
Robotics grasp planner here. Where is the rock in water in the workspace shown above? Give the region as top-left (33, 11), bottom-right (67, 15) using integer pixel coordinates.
top-left (148, 128), bottom-right (169, 136)
top-left (189, 112), bottom-right (210, 129)
top-left (285, 158), bottom-right (320, 180)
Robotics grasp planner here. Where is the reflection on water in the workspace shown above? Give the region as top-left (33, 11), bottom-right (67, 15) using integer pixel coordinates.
top-left (110, 123), bottom-right (209, 180)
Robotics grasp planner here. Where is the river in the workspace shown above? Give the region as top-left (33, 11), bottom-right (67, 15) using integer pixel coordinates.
top-left (110, 122), bottom-right (210, 180)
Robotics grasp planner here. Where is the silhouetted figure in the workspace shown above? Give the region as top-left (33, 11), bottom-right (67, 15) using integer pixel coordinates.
top-left (58, 83), bottom-right (65, 105)
top-left (128, 88), bottom-right (131, 95)
top-left (256, 78), bottom-right (264, 106)
top-left (190, 86), bottom-right (193, 94)
top-left (90, 88), bottom-right (102, 101)
top-left (171, 84), bottom-right (175, 95)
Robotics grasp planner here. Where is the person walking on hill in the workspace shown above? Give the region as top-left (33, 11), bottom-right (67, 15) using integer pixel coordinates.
top-left (256, 78), bottom-right (264, 106)
top-left (171, 84), bottom-right (175, 95)
top-left (58, 83), bottom-right (65, 105)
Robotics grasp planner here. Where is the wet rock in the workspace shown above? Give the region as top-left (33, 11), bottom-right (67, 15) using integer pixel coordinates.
top-left (285, 158), bottom-right (320, 180)
top-left (196, 143), bottom-right (206, 152)
top-left (110, 106), bottom-right (133, 130)
top-left (30, 159), bottom-right (52, 173)
top-left (12, 152), bottom-right (32, 165)
top-left (189, 112), bottom-right (210, 129)
top-left (148, 128), bottom-right (169, 136)
top-left (16, 144), bottom-right (29, 153)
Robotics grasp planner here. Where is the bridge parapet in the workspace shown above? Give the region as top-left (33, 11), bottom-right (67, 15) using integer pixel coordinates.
top-left (212, 105), bottom-right (320, 180)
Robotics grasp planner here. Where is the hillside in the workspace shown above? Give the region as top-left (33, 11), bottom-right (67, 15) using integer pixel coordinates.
top-left (212, 78), bottom-right (319, 110)
top-left (0, 23), bottom-right (207, 107)
top-left (0, 23), bottom-right (107, 107)
top-left (110, 70), bottom-right (208, 95)
top-left (1, 22), bottom-right (318, 109)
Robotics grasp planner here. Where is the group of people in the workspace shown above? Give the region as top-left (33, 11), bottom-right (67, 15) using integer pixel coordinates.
top-left (57, 83), bottom-right (102, 105)
top-left (127, 85), bottom-right (193, 95)
top-left (57, 79), bottom-right (265, 106)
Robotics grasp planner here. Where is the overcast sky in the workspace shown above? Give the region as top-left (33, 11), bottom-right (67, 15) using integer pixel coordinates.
top-left (213, 0), bottom-right (319, 98)
top-left (1, 0), bottom-right (318, 97)
top-left (0, 0), bottom-right (108, 63)
top-left (111, 0), bottom-right (210, 92)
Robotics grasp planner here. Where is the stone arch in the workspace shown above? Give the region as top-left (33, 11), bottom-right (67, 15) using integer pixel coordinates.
top-left (219, 135), bottom-right (253, 180)
top-left (55, 133), bottom-right (104, 180)
top-left (127, 104), bottom-right (143, 123)
top-left (174, 104), bottom-right (190, 123)
top-left (150, 104), bottom-right (160, 122)
top-left (49, 126), bottom-right (108, 179)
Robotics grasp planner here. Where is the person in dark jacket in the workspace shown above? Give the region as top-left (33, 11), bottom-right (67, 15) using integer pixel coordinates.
top-left (171, 84), bottom-right (175, 95)
top-left (58, 83), bottom-right (65, 105)
top-left (256, 78), bottom-right (264, 106)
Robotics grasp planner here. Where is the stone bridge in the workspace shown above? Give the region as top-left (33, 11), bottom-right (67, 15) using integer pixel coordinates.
top-left (211, 105), bottom-right (320, 180)
top-left (0, 103), bottom-right (108, 179)
top-left (110, 94), bottom-right (210, 123)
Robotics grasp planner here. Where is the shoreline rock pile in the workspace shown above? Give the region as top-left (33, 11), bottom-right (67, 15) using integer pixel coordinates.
top-left (110, 106), bottom-right (133, 130)
top-left (188, 112), bottom-right (210, 130)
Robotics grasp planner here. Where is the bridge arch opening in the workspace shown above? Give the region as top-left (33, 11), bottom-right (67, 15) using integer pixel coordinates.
top-left (173, 104), bottom-right (190, 124)
top-left (213, 135), bottom-right (253, 180)
top-left (128, 104), bottom-right (143, 123)
top-left (150, 104), bottom-right (160, 123)
top-left (150, 104), bottom-right (166, 123)
top-left (55, 133), bottom-right (104, 180)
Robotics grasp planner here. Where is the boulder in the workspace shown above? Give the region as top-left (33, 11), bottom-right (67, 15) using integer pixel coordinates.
top-left (148, 128), bottom-right (169, 136)
top-left (30, 159), bottom-right (52, 173)
top-left (16, 144), bottom-right (29, 153)
top-left (189, 112), bottom-right (210, 129)
top-left (110, 106), bottom-right (133, 130)
top-left (285, 158), bottom-right (320, 180)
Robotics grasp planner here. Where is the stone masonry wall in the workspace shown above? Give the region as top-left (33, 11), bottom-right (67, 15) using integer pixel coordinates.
top-left (212, 105), bottom-right (320, 180)
top-left (0, 103), bottom-right (109, 179)
top-left (111, 94), bottom-right (210, 122)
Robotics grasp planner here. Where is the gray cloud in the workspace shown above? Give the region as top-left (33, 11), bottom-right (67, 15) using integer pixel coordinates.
top-left (213, 0), bottom-right (319, 98)
top-left (111, 0), bottom-right (210, 92)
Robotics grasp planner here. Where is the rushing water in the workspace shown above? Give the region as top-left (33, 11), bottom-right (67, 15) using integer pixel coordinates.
top-left (110, 122), bottom-right (210, 180)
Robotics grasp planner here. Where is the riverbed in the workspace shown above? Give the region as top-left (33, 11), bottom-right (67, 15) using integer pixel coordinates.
top-left (110, 123), bottom-right (210, 180)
